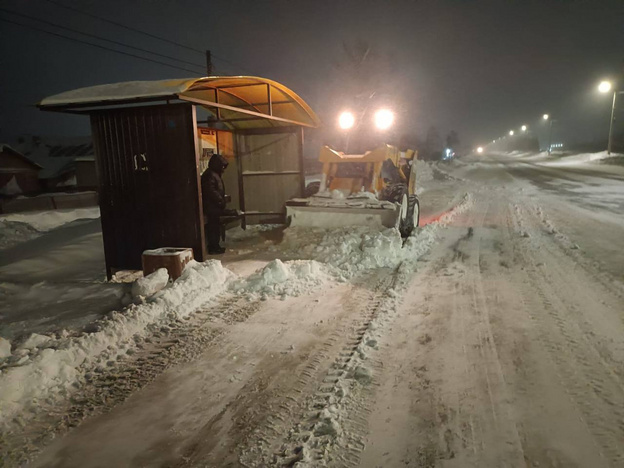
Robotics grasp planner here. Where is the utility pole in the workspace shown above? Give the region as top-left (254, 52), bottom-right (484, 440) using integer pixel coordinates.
top-left (205, 50), bottom-right (212, 76)
top-left (607, 91), bottom-right (618, 155)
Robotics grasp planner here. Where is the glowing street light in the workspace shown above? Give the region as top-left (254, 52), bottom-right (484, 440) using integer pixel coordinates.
top-left (521, 125), bottom-right (527, 132)
top-left (598, 79), bottom-right (621, 155)
top-left (543, 114), bottom-right (549, 120)
top-left (509, 130), bottom-right (514, 136)
top-left (598, 81), bottom-right (612, 94)
top-left (338, 111), bottom-right (355, 130)
top-left (374, 109), bottom-right (394, 130)
top-left (477, 147), bottom-right (483, 154)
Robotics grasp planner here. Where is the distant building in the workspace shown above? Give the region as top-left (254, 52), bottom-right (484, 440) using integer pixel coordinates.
top-left (14, 135), bottom-right (96, 191)
top-left (0, 144), bottom-right (42, 196)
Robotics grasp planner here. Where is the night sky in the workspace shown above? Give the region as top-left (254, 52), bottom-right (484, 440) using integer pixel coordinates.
top-left (1, 0), bottom-right (623, 150)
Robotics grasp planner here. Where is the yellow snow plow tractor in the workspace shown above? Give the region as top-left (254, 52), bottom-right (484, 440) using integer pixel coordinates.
top-left (286, 144), bottom-right (420, 237)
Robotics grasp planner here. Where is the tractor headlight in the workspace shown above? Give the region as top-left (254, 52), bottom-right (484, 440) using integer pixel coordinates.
top-left (374, 109), bottom-right (394, 130)
top-left (338, 111), bottom-right (355, 130)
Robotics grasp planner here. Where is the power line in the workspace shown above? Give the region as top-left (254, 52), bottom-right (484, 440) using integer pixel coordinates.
top-left (42, 0), bottom-right (255, 75)
top-left (42, 0), bottom-right (204, 54)
top-left (0, 16), bottom-right (204, 75)
top-left (0, 7), bottom-right (206, 71)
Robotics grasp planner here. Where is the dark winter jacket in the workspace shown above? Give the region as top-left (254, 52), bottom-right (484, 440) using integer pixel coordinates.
top-left (202, 154), bottom-right (229, 217)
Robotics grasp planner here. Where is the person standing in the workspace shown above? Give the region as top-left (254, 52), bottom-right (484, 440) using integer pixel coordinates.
top-left (201, 153), bottom-right (229, 254)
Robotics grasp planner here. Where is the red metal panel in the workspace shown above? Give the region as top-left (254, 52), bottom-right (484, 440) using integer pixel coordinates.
top-left (90, 104), bottom-right (204, 278)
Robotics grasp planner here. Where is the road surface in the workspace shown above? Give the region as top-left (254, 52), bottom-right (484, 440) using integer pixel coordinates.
top-left (4, 153), bottom-right (624, 468)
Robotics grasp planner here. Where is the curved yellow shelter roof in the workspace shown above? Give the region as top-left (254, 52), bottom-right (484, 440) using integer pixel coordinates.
top-left (39, 76), bottom-right (321, 129)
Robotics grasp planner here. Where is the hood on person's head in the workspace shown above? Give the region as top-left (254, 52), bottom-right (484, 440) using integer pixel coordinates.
top-left (208, 153), bottom-right (228, 174)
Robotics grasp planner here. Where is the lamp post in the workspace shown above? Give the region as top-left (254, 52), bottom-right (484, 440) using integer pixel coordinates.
top-left (543, 114), bottom-right (556, 154)
top-left (598, 80), bottom-right (621, 155)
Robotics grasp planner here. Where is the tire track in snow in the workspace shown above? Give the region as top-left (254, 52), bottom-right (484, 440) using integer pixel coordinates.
top-left (237, 269), bottom-right (401, 467)
top-left (512, 202), bottom-right (624, 466)
top-left (1, 294), bottom-right (262, 466)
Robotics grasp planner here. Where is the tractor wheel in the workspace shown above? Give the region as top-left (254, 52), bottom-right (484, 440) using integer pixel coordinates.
top-left (399, 194), bottom-right (420, 238)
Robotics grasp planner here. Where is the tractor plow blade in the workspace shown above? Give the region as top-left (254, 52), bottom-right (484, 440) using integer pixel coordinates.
top-left (286, 204), bottom-right (400, 230)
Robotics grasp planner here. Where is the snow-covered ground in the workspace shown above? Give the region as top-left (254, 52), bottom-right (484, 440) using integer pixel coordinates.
top-left (2, 154), bottom-right (624, 467)
top-left (0, 207), bottom-right (100, 250)
top-left (501, 149), bottom-right (624, 167)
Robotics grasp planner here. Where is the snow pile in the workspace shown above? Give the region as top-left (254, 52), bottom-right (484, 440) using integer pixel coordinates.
top-left (0, 207), bottom-right (100, 232)
top-left (543, 151), bottom-right (617, 166)
top-left (504, 150), bottom-right (623, 166)
top-left (0, 338), bottom-right (10, 359)
top-left (17, 333), bottom-right (53, 351)
top-left (350, 191), bottom-right (378, 201)
top-left (0, 259), bottom-right (234, 427)
top-left (507, 151), bottom-right (537, 158)
top-left (315, 189), bottom-right (346, 199)
top-left (287, 194), bottom-right (467, 275)
top-left (0, 219), bottom-right (39, 250)
top-left (278, 193), bottom-right (472, 279)
top-left (131, 268), bottom-right (169, 299)
top-left (232, 259), bottom-right (330, 298)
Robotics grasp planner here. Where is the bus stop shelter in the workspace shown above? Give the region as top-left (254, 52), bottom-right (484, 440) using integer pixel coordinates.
top-left (38, 76), bottom-right (320, 278)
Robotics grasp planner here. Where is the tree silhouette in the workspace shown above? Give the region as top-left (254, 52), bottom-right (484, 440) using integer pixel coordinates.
top-left (446, 130), bottom-right (460, 148)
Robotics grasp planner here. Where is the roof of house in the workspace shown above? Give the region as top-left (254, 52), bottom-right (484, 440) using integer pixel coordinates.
top-left (0, 144), bottom-right (43, 171)
top-left (27, 156), bottom-right (76, 179)
top-left (12, 136), bottom-right (93, 179)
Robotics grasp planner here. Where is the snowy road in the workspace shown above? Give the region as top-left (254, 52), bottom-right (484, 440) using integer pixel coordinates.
top-left (3, 153), bottom-right (624, 467)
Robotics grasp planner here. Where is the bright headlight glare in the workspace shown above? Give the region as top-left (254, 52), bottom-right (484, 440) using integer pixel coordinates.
top-left (477, 147), bottom-right (483, 153)
top-left (338, 111), bottom-right (355, 130)
top-left (374, 109), bottom-right (394, 130)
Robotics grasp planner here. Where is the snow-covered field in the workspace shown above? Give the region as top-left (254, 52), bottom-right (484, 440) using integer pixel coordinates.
top-left (2, 154), bottom-right (624, 468)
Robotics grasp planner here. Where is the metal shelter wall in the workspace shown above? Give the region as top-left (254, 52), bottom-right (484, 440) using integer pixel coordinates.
top-left (91, 103), bottom-right (205, 278)
top-left (236, 127), bottom-right (304, 225)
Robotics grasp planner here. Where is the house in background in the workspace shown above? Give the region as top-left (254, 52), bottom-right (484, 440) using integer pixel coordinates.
top-left (14, 135), bottom-right (97, 191)
top-left (0, 144), bottom-right (43, 196)
top-left (75, 156), bottom-right (97, 190)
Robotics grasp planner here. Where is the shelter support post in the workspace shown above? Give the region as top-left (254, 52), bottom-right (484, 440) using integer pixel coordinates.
top-left (235, 133), bottom-right (246, 229)
top-left (298, 127), bottom-right (305, 196)
top-left (192, 105), bottom-right (208, 261)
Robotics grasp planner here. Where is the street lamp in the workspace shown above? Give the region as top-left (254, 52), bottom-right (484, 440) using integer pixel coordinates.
top-left (521, 125), bottom-right (527, 132)
top-left (477, 146), bottom-right (483, 154)
top-left (509, 130), bottom-right (514, 136)
top-left (598, 81), bottom-right (612, 94)
top-left (543, 114), bottom-right (549, 121)
top-left (598, 80), bottom-right (621, 155)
